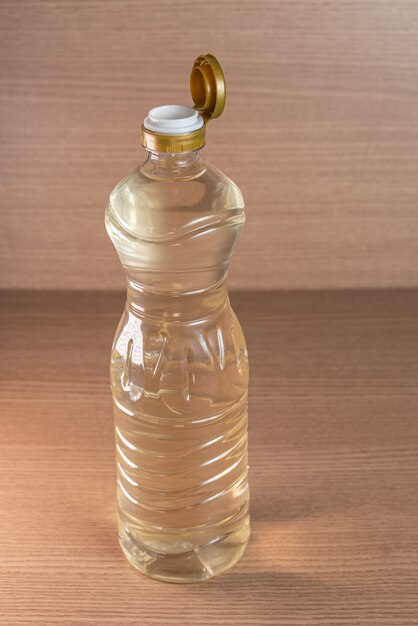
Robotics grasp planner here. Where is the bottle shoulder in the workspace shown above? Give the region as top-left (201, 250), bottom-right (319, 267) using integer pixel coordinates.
top-left (107, 156), bottom-right (245, 241)
top-left (109, 157), bottom-right (244, 212)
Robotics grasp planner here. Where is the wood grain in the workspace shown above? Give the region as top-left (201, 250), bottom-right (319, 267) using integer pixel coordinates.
top-left (1, 1), bottom-right (418, 290)
top-left (1, 289), bottom-right (418, 624)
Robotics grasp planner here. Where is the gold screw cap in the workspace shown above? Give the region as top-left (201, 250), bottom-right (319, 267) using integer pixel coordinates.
top-left (141, 54), bottom-right (226, 152)
top-left (190, 54), bottom-right (226, 124)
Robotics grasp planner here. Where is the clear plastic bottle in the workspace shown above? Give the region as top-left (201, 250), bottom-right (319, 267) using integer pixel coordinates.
top-left (105, 54), bottom-right (249, 583)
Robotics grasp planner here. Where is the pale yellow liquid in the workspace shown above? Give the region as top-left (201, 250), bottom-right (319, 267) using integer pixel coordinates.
top-left (106, 150), bottom-right (249, 582)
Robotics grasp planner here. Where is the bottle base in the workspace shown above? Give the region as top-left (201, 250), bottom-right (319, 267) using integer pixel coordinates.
top-left (118, 519), bottom-right (250, 584)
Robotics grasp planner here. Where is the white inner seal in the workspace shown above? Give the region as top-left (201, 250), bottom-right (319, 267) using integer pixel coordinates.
top-left (143, 105), bottom-right (204, 135)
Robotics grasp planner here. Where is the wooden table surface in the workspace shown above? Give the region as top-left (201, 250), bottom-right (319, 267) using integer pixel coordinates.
top-left (1, 289), bottom-right (418, 625)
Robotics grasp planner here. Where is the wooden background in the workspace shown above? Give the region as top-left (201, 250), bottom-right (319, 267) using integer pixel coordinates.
top-left (1, 0), bottom-right (418, 290)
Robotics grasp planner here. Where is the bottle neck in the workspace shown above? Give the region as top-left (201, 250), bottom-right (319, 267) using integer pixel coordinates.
top-left (140, 148), bottom-right (206, 180)
top-left (126, 275), bottom-right (229, 322)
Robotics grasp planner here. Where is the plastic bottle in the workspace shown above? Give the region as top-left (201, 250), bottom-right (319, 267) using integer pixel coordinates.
top-left (105, 54), bottom-right (249, 583)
